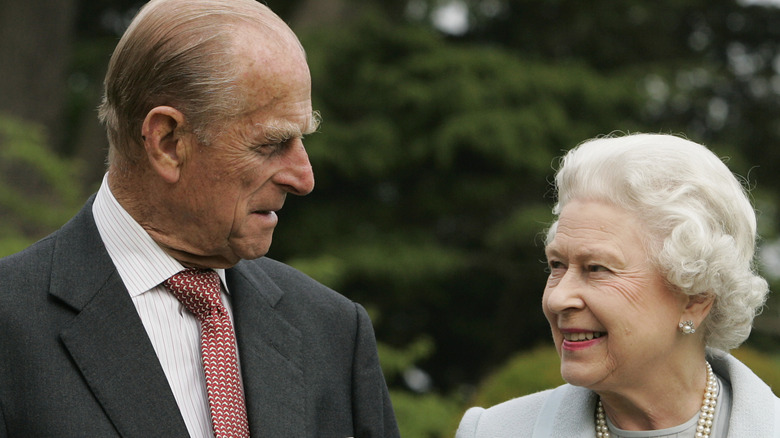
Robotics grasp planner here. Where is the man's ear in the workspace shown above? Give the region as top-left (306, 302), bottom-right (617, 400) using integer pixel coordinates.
top-left (141, 106), bottom-right (190, 183)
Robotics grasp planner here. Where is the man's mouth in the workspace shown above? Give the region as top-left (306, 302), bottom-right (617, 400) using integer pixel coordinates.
top-left (562, 332), bottom-right (605, 342)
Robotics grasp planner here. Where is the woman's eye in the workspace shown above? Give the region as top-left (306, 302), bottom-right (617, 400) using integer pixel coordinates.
top-left (588, 264), bottom-right (609, 273)
top-left (547, 260), bottom-right (565, 272)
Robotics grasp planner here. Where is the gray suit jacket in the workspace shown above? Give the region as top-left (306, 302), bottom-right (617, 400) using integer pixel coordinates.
top-left (0, 198), bottom-right (399, 437)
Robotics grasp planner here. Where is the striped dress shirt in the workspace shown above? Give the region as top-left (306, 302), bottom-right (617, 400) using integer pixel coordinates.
top-left (92, 174), bottom-right (240, 438)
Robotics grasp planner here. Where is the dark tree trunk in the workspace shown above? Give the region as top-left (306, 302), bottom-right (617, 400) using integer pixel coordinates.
top-left (0, 0), bottom-right (77, 152)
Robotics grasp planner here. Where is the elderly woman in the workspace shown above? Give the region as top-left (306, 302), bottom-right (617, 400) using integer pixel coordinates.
top-left (456, 133), bottom-right (780, 437)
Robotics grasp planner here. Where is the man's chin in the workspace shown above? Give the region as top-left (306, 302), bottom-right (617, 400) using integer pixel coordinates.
top-left (174, 236), bottom-right (273, 268)
top-left (229, 238), bottom-right (273, 262)
top-left (174, 253), bottom-right (242, 270)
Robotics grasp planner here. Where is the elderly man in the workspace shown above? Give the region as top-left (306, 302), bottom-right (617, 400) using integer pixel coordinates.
top-left (0, 0), bottom-right (399, 437)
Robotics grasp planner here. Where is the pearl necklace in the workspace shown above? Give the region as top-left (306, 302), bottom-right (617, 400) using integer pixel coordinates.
top-left (595, 361), bottom-right (718, 438)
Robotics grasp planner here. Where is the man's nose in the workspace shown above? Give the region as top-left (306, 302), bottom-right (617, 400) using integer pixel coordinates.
top-left (276, 139), bottom-right (315, 196)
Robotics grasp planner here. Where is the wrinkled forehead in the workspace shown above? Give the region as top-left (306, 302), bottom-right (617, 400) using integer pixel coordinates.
top-left (231, 11), bottom-right (306, 57)
top-left (231, 21), bottom-right (309, 81)
top-left (223, 21), bottom-right (311, 116)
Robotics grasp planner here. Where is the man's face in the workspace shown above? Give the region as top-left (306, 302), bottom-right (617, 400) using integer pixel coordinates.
top-left (166, 27), bottom-right (316, 267)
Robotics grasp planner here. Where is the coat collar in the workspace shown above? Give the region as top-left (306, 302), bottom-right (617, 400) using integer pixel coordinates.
top-left (227, 261), bottom-right (306, 436)
top-left (50, 198), bottom-right (309, 437)
top-left (541, 351), bottom-right (780, 437)
top-left (544, 384), bottom-right (597, 438)
top-left (707, 348), bottom-right (780, 436)
top-left (51, 198), bottom-right (190, 437)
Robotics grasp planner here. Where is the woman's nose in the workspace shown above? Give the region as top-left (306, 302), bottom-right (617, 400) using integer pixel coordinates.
top-left (544, 270), bottom-right (586, 314)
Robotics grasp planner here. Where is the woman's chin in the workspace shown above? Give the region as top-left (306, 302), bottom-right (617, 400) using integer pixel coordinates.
top-left (559, 363), bottom-right (601, 389)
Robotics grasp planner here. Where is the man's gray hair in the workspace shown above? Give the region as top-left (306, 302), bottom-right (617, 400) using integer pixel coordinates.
top-left (98, 0), bottom-right (301, 171)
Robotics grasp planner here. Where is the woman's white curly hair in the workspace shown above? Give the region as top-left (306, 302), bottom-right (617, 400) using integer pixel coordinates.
top-left (546, 133), bottom-right (768, 351)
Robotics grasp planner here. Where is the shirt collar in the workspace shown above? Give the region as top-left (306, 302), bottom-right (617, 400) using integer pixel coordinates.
top-left (91, 174), bottom-right (227, 297)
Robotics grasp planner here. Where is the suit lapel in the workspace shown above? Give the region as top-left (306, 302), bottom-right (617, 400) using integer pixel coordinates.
top-left (227, 262), bottom-right (306, 436)
top-left (51, 199), bottom-right (189, 437)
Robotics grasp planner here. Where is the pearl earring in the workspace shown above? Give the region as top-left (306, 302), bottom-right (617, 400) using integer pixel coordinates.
top-left (679, 320), bottom-right (696, 334)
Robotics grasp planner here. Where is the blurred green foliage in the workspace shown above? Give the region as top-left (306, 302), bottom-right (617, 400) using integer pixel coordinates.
top-left (277, 12), bottom-right (650, 392)
top-left (466, 345), bottom-right (565, 409)
top-left (4, 0), bottom-right (780, 436)
top-left (375, 334), bottom-right (465, 437)
top-left (391, 390), bottom-right (463, 438)
top-left (0, 115), bottom-right (83, 257)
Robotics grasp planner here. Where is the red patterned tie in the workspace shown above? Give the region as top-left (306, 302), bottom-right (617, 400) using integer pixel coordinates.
top-left (164, 268), bottom-right (250, 438)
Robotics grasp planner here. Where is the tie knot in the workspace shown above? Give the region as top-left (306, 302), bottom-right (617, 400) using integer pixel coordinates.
top-left (164, 268), bottom-right (223, 321)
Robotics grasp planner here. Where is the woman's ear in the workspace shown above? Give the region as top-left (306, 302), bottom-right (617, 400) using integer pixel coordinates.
top-left (141, 106), bottom-right (190, 183)
top-left (682, 292), bottom-right (715, 329)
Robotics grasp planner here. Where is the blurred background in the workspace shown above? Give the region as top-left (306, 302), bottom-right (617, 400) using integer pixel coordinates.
top-left (2, 0), bottom-right (780, 435)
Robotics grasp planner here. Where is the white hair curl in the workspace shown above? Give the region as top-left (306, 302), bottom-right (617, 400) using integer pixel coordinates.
top-left (546, 133), bottom-right (768, 351)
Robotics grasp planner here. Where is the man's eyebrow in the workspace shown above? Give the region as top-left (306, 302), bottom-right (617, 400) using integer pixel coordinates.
top-left (303, 110), bottom-right (322, 135)
top-left (260, 111), bottom-right (321, 143)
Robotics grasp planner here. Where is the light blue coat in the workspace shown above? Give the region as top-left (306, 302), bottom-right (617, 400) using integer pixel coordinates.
top-left (456, 349), bottom-right (780, 437)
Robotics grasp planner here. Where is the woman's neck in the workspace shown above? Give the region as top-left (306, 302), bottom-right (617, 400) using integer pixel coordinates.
top-left (596, 358), bottom-right (708, 431)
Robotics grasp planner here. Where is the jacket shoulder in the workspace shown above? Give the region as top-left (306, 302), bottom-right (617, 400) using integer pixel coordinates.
top-left (241, 256), bottom-right (352, 306)
top-left (456, 388), bottom-right (555, 437)
top-left (457, 384), bottom-right (595, 438)
top-left (0, 196), bottom-right (98, 288)
top-left (0, 232), bottom-right (57, 289)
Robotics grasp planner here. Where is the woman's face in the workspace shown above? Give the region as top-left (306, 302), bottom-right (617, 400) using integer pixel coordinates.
top-left (542, 199), bottom-right (688, 393)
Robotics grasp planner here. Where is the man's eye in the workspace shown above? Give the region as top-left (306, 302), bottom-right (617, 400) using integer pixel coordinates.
top-left (256, 138), bottom-right (297, 155)
top-left (254, 142), bottom-right (282, 154)
top-left (588, 264), bottom-right (609, 273)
